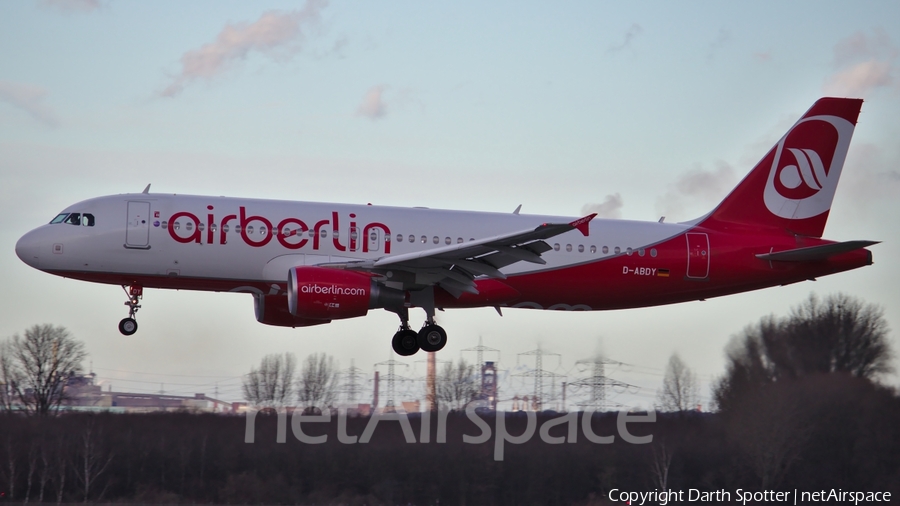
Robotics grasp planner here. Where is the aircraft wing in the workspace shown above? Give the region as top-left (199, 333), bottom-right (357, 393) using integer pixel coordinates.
top-left (321, 214), bottom-right (596, 298)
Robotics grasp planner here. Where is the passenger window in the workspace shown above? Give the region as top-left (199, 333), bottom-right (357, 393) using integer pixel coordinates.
top-left (590, 245), bottom-right (596, 254)
top-left (578, 245), bottom-right (584, 253)
top-left (409, 235), bottom-right (415, 243)
top-left (421, 236), bottom-right (427, 244)
top-left (173, 221), bottom-right (180, 231)
top-left (433, 236), bottom-right (439, 244)
top-left (162, 221), bottom-right (168, 230)
top-left (222, 224), bottom-right (229, 233)
top-left (566, 244), bottom-right (572, 252)
top-left (321, 229), bottom-right (328, 238)
top-left (50, 214), bottom-right (68, 224)
top-left (638, 248), bottom-right (645, 257)
top-left (396, 234), bottom-right (403, 243)
top-left (245, 225), bottom-right (253, 234)
top-left (614, 246), bottom-right (621, 254)
top-left (198, 223), bottom-right (205, 232)
top-left (602, 246), bottom-right (609, 254)
top-left (553, 243), bottom-right (560, 251)
top-left (457, 238), bottom-right (463, 244)
top-left (260, 226), bottom-right (268, 236)
top-left (445, 237), bottom-right (451, 245)
top-left (626, 247), bottom-right (633, 256)
top-left (186, 222), bottom-right (194, 231)
top-left (211, 224), bottom-right (218, 234)
top-left (650, 248), bottom-right (658, 257)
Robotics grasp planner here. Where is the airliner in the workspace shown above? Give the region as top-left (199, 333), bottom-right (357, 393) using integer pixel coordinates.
top-left (15, 97), bottom-right (876, 356)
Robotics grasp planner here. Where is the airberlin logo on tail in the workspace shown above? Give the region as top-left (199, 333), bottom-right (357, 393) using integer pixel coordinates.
top-left (764, 115), bottom-right (855, 220)
top-left (300, 284), bottom-right (366, 297)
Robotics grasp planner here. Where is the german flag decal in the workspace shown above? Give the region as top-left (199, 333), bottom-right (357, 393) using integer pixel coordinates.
top-left (657, 269), bottom-right (670, 277)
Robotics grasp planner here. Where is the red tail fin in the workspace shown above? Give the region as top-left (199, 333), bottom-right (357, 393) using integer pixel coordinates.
top-left (700, 97), bottom-right (863, 238)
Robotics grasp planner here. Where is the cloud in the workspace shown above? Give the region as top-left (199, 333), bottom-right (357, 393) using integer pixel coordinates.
top-left (832, 28), bottom-right (896, 66)
top-left (840, 143), bottom-right (900, 206)
top-left (609, 23), bottom-right (642, 53)
top-left (824, 61), bottom-right (893, 96)
top-left (39, 0), bottom-right (101, 13)
top-left (824, 28), bottom-right (898, 97)
top-left (581, 193), bottom-right (623, 219)
top-left (655, 161), bottom-right (737, 221)
top-left (0, 80), bottom-right (59, 127)
top-left (707, 29), bottom-right (731, 61)
top-left (161, 2), bottom-right (326, 97)
top-left (356, 85), bottom-right (387, 120)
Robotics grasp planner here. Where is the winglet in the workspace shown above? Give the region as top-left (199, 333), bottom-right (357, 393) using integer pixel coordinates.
top-left (569, 213), bottom-right (596, 236)
top-left (142, 184), bottom-right (151, 194)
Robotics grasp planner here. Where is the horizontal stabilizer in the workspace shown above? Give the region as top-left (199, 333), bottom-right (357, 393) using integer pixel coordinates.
top-left (756, 240), bottom-right (879, 262)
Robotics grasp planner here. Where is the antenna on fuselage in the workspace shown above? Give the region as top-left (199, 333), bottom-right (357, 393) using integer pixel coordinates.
top-left (142, 184), bottom-right (151, 194)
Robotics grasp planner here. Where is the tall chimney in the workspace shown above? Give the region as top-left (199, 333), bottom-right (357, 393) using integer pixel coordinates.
top-left (426, 351), bottom-right (436, 411)
top-left (373, 370), bottom-right (380, 408)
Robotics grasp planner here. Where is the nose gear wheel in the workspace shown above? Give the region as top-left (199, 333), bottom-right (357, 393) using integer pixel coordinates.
top-left (119, 284), bottom-right (142, 336)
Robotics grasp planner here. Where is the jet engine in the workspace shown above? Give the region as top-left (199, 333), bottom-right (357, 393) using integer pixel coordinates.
top-left (287, 266), bottom-right (405, 320)
top-left (253, 294), bottom-right (331, 328)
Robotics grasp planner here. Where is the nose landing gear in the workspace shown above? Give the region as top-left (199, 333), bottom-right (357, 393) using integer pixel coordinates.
top-left (119, 285), bottom-right (142, 336)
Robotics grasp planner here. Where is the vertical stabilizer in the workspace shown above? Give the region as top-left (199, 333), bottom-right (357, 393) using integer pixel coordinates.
top-left (701, 97), bottom-right (863, 237)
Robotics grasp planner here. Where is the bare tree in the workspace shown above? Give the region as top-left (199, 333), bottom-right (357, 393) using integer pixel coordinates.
top-left (714, 293), bottom-right (894, 412)
top-left (24, 441), bottom-right (38, 504)
top-left (297, 353), bottom-right (338, 411)
top-left (436, 359), bottom-right (479, 410)
top-left (0, 325), bottom-right (87, 416)
top-left (72, 417), bottom-right (114, 503)
top-left (2, 435), bottom-right (17, 501)
top-left (649, 441), bottom-right (674, 491)
top-left (780, 293), bottom-right (893, 379)
top-left (241, 353), bottom-right (297, 408)
top-left (656, 353), bottom-right (700, 412)
top-left (0, 349), bottom-right (16, 412)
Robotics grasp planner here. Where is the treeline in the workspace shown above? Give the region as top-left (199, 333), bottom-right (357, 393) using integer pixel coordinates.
top-left (1, 390), bottom-right (899, 505)
top-left (1, 293), bottom-right (898, 504)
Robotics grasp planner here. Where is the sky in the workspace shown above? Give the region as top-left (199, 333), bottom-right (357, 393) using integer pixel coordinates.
top-left (2, 0), bottom-right (899, 410)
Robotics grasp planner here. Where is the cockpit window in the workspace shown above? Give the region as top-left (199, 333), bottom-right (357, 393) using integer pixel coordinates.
top-left (50, 212), bottom-right (95, 226)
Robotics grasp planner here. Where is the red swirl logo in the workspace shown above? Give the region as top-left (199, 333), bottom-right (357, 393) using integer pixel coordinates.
top-left (772, 119), bottom-right (839, 200)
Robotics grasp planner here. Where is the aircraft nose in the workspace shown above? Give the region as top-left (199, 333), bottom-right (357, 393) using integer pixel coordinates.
top-left (15, 229), bottom-right (44, 269)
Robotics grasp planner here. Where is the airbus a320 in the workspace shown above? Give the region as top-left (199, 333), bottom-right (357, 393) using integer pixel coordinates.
top-left (15, 97), bottom-right (876, 355)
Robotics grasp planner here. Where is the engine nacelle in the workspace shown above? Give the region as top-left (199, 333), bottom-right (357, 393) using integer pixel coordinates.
top-left (287, 266), bottom-right (405, 320)
top-left (254, 294), bottom-right (332, 328)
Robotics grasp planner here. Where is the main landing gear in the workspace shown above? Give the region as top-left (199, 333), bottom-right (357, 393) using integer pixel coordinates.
top-left (389, 290), bottom-right (448, 356)
top-left (118, 285), bottom-right (142, 336)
